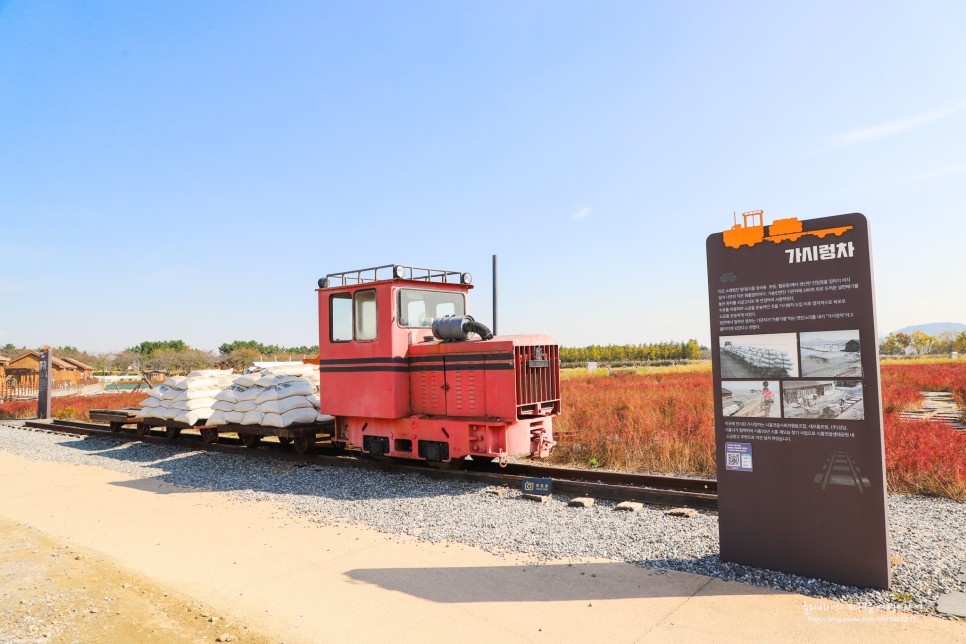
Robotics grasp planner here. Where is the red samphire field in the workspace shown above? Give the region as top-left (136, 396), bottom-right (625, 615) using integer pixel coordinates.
top-left (552, 362), bottom-right (966, 500)
top-left (1, 363), bottom-right (964, 499)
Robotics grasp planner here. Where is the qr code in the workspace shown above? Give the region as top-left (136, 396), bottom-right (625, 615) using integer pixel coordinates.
top-left (726, 453), bottom-right (741, 468)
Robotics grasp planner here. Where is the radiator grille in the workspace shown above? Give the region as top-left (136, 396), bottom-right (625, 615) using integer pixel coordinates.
top-left (515, 344), bottom-right (561, 418)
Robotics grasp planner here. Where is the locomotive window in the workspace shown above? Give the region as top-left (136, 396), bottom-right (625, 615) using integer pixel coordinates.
top-left (397, 288), bottom-right (465, 327)
top-left (330, 293), bottom-right (352, 343)
top-left (354, 289), bottom-right (377, 341)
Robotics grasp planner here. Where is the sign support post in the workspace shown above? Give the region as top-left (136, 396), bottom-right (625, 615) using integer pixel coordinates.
top-left (38, 346), bottom-right (53, 420)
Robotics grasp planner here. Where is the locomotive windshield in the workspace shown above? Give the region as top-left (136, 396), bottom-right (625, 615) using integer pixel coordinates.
top-left (398, 288), bottom-right (465, 327)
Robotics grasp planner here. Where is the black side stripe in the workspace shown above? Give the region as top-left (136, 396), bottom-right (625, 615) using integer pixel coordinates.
top-left (318, 365), bottom-right (412, 373)
top-left (317, 357), bottom-right (410, 365)
top-left (319, 363), bottom-right (515, 373)
top-left (409, 352), bottom-right (514, 363)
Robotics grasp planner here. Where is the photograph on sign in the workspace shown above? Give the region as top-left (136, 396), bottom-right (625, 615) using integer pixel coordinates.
top-left (721, 380), bottom-right (781, 418)
top-left (719, 332), bottom-right (799, 378)
top-left (799, 329), bottom-right (863, 378)
top-left (782, 380), bottom-right (864, 420)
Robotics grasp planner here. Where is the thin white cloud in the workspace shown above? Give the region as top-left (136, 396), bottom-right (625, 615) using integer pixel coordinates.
top-left (571, 206), bottom-right (592, 221)
top-left (900, 162), bottom-right (966, 185)
top-left (822, 103), bottom-right (963, 150)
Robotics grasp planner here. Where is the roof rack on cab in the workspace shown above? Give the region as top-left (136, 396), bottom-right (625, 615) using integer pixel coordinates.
top-left (320, 264), bottom-right (472, 288)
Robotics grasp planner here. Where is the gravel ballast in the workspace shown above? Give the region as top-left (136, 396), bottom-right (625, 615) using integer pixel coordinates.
top-left (1, 423), bottom-right (964, 619)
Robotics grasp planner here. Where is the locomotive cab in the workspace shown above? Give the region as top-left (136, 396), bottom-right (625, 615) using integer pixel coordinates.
top-left (316, 264), bottom-right (559, 466)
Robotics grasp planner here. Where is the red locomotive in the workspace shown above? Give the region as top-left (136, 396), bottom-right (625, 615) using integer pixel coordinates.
top-left (316, 264), bottom-right (560, 467)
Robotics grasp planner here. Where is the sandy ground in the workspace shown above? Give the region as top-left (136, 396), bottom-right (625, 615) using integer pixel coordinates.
top-left (0, 518), bottom-right (272, 644)
top-left (0, 446), bottom-right (963, 643)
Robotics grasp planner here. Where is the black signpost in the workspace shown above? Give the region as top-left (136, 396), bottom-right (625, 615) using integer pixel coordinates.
top-left (706, 212), bottom-right (890, 589)
top-left (38, 346), bottom-right (53, 420)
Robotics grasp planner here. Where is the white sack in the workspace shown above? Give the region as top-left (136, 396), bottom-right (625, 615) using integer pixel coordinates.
top-left (173, 397), bottom-right (215, 411)
top-left (256, 381), bottom-right (314, 403)
top-left (254, 374), bottom-right (307, 388)
top-left (236, 386), bottom-right (266, 402)
top-left (146, 384), bottom-right (174, 399)
top-left (306, 394), bottom-right (320, 409)
top-left (257, 396), bottom-right (313, 415)
top-left (207, 411), bottom-right (228, 426)
top-left (174, 408), bottom-right (211, 426)
top-left (211, 400), bottom-right (235, 412)
top-left (222, 411), bottom-right (245, 425)
top-left (261, 413), bottom-right (284, 428)
top-left (241, 411), bottom-right (265, 425)
top-left (140, 397), bottom-right (161, 408)
top-left (214, 384), bottom-right (247, 403)
top-left (280, 407), bottom-right (319, 426)
top-left (233, 373), bottom-right (262, 387)
top-left (234, 401), bottom-right (258, 413)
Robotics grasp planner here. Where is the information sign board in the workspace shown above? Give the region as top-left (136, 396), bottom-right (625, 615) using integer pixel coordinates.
top-left (706, 212), bottom-right (890, 589)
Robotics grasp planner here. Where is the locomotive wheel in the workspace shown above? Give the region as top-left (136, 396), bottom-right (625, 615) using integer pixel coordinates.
top-left (136, 423), bottom-right (151, 437)
top-left (165, 427), bottom-right (181, 439)
top-left (200, 427), bottom-right (219, 444)
top-left (293, 436), bottom-right (314, 455)
top-left (277, 436), bottom-right (292, 445)
top-left (240, 433), bottom-right (261, 449)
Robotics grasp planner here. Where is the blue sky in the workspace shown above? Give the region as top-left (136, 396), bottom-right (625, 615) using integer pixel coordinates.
top-left (1, 1), bottom-right (964, 353)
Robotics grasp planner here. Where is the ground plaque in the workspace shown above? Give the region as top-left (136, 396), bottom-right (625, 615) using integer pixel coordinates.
top-left (706, 212), bottom-right (890, 589)
top-left (38, 346), bottom-right (53, 420)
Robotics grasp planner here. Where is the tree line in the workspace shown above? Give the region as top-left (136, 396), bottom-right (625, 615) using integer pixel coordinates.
top-left (0, 340), bottom-right (320, 374)
top-left (878, 330), bottom-right (966, 356)
top-left (560, 340), bottom-right (703, 365)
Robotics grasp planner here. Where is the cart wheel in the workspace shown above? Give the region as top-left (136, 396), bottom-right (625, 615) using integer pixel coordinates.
top-left (330, 441), bottom-right (347, 453)
top-left (277, 436), bottom-right (292, 445)
top-left (136, 424), bottom-right (150, 437)
top-left (110, 422), bottom-right (123, 433)
top-left (200, 427), bottom-right (219, 444)
top-left (165, 427), bottom-right (181, 439)
top-left (471, 455), bottom-right (494, 464)
top-left (293, 436), bottom-right (314, 455)
top-left (241, 433), bottom-right (261, 449)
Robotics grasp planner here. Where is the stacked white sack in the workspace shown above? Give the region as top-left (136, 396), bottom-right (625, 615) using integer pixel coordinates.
top-left (207, 363), bottom-right (324, 428)
top-left (139, 369), bottom-right (235, 425)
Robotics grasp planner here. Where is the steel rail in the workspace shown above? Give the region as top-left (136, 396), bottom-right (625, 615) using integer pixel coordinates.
top-left (17, 419), bottom-right (717, 509)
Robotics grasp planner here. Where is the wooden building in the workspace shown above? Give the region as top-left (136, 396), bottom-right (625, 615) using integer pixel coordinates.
top-left (844, 339), bottom-right (860, 353)
top-left (0, 355), bottom-right (8, 380)
top-left (60, 356), bottom-right (95, 380)
top-left (4, 351), bottom-right (89, 388)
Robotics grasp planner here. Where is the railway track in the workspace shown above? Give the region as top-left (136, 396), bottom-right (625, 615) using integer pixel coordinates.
top-left (16, 418), bottom-right (717, 509)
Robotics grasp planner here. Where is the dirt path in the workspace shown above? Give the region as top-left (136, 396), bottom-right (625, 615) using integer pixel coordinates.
top-left (0, 518), bottom-right (273, 644)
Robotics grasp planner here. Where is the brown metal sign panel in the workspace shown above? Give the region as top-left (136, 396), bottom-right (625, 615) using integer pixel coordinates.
top-left (706, 212), bottom-right (890, 589)
top-left (38, 347), bottom-right (53, 420)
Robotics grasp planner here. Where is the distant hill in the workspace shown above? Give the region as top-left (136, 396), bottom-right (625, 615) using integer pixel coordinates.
top-left (891, 322), bottom-right (966, 336)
